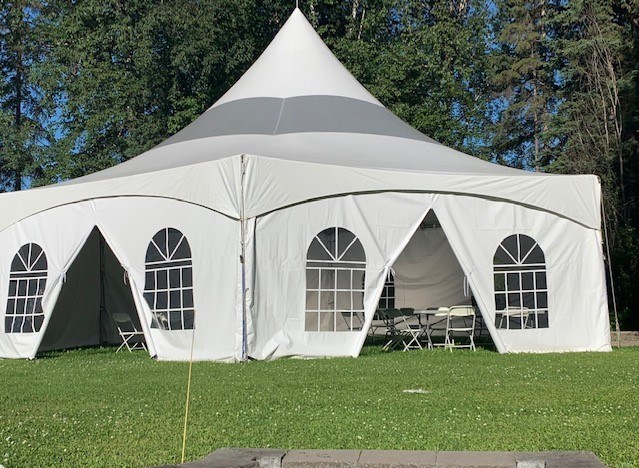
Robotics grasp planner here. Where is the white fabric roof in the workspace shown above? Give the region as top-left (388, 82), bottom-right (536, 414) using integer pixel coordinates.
top-left (0, 8), bottom-right (601, 230)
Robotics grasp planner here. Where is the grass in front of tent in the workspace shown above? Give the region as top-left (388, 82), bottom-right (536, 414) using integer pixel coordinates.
top-left (0, 346), bottom-right (638, 468)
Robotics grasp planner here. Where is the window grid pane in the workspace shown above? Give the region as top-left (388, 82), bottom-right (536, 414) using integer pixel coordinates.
top-left (5, 243), bottom-right (47, 334)
top-left (305, 228), bottom-right (366, 332)
top-left (378, 270), bottom-right (395, 310)
top-left (144, 228), bottom-right (194, 331)
top-left (493, 234), bottom-right (549, 330)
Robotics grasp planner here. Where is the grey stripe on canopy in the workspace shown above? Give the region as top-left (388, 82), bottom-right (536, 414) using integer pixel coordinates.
top-left (158, 96), bottom-right (440, 147)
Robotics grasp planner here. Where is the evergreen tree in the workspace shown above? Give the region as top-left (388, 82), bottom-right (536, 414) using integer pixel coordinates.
top-left (0, 0), bottom-right (49, 191)
top-left (37, 0), bottom-right (289, 183)
top-left (551, 0), bottom-right (639, 328)
top-left (491, 0), bottom-right (558, 169)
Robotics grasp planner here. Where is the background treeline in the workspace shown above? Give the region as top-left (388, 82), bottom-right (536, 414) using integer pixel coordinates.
top-left (1, 0), bottom-right (638, 328)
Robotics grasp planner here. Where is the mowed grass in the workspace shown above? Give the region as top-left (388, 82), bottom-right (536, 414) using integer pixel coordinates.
top-left (0, 346), bottom-right (638, 468)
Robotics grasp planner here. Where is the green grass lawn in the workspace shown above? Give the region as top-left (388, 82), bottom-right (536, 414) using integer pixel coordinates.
top-left (1, 346), bottom-right (638, 467)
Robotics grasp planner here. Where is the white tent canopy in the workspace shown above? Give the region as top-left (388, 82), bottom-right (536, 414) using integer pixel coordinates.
top-left (0, 9), bottom-right (611, 360)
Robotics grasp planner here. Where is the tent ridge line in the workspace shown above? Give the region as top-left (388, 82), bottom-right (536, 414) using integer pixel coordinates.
top-left (248, 189), bottom-right (598, 230)
top-left (0, 195), bottom-right (240, 236)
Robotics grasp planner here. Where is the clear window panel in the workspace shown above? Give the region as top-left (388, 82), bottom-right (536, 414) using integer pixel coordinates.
top-left (537, 292), bottom-right (548, 309)
top-left (352, 291), bottom-right (364, 310)
top-left (145, 271), bottom-right (155, 290)
top-left (305, 312), bottom-right (319, 331)
top-left (183, 288), bottom-right (194, 308)
top-left (169, 312), bottom-right (183, 330)
top-left (306, 269), bottom-right (320, 289)
top-left (183, 310), bottom-right (195, 329)
top-left (521, 272), bottom-right (534, 291)
top-left (156, 291), bottom-right (168, 310)
top-left (336, 312), bottom-right (352, 331)
top-left (352, 270), bottom-right (366, 290)
top-left (182, 268), bottom-right (193, 288)
top-left (320, 269), bottom-right (335, 289)
top-left (336, 291), bottom-right (351, 310)
top-left (507, 293), bottom-right (520, 307)
top-left (535, 271), bottom-right (547, 289)
top-left (156, 270), bottom-right (168, 290)
top-left (319, 312), bottom-right (335, 331)
top-left (537, 311), bottom-right (549, 328)
top-left (352, 312), bottom-right (365, 330)
top-left (306, 291), bottom-right (319, 311)
top-left (12, 316), bottom-right (23, 333)
top-left (336, 270), bottom-right (351, 289)
top-left (169, 290), bottom-right (181, 309)
top-left (169, 268), bottom-right (180, 288)
top-left (23, 316), bottom-right (33, 333)
top-left (506, 272), bottom-right (520, 291)
top-left (18, 280), bottom-right (27, 296)
top-left (320, 291), bottom-right (335, 311)
top-left (522, 292), bottom-right (536, 309)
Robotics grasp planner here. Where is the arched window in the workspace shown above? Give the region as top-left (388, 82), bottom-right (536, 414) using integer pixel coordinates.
top-left (143, 228), bottom-right (194, 330)
top-left (305, 227), bottom-right (366, 332)
top-left (378, 270), bottom-right (395, 309)
top-left (5, 243), bottom-right (47, 333)
top-left (493, 234), bottom-right (548, 329)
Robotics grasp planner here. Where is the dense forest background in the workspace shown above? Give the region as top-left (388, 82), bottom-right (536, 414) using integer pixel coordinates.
top-left (1, 0), bottom-right (638, 328)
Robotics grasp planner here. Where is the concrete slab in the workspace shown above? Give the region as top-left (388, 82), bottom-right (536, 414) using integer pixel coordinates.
top-left (435, 451), bottom-right (516, 468)
top-left (515, 451), bottom-right (605, 468)
top-left (283, 450), bottom-right (362, 468)
top-left (181, 448), bottom-right (286, 468)
top-left (153, 448), bottom-right (606, 468)
top-left (358, 449), bottom-right (437, 467)
top-left (610, 331), bottom-right (639, 346)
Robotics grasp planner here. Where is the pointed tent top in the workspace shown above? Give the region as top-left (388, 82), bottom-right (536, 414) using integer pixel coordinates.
top-left (211, 8), bottom-right (383, 108)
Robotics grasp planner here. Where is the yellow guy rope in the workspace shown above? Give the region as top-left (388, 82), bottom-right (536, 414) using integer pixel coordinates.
top-left (181, 322), bottom-right (197, 463)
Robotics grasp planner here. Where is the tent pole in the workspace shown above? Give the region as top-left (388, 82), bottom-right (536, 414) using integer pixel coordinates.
top-left (240, 155), bottom-right (248, 361)
top-left (601, 198), bottom-right (621, 348)
top-left (98, 232), bottom-right (106, 345)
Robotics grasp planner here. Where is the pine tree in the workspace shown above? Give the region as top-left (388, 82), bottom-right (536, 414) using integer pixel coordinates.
top-left (551, 0), bottom-right (639, 328)
top-left (0, 0), bottom-right (49, 191)
top-left (37, 0), bottom-right (286, 183)
top-left (491, 0), bottom-right (558, 170)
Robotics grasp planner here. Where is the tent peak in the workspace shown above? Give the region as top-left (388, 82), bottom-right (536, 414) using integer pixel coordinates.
top-left (210, 6), bottom-right (383, 108)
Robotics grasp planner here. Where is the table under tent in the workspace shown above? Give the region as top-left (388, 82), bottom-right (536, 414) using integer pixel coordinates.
top-left (0, 9), bottom-right (611, 361)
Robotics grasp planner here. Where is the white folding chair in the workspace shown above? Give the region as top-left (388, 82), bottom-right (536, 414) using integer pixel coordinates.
top-left (113, 313), bottom-right (147, 352)
top-left (397, 310), bottom-right (424, 351)
top-left (443, 305), bottom-right (476, 351)
top-left (498, 306), bottom-right (531, 329)
top-left (381, 308), bottom-right (405, 350)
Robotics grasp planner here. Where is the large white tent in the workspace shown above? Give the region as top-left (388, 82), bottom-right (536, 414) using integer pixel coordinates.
top-left (0, 9), bottom-right (611, 361)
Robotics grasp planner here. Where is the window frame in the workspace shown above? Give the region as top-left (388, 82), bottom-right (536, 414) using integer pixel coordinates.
top-left (493, 234), bottom-right (549, 330)
top-left (5, 243), bottom-right (47, 334)
top-left (378, 270), bottom-right (395, 309)
top-left (143, 228), bottom-right (195, 331)
top-left (305, 227), bottom-right (366, 332)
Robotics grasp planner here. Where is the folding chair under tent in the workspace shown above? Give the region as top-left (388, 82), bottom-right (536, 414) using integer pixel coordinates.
top-left (0, 9), bottom-right (611, 361)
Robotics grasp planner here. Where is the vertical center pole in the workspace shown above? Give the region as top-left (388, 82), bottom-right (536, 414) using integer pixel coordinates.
top-left (240, 155), bottom-right (248, 361)
top-left (98, 233), bottom-right (106, 345)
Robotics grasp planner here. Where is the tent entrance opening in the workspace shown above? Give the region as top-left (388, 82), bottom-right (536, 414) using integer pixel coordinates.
top-left (38, 227), bottom-right (140, 353)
